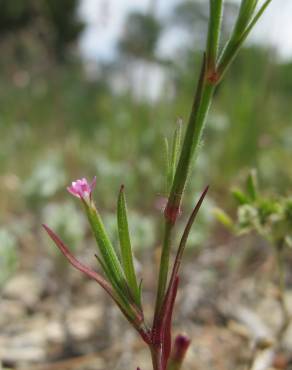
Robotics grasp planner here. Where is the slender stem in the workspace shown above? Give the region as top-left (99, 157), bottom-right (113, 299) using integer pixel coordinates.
top-left (217, 0), bottom-right (273, 82)
top-left (169, 82), bottom-right (214, 210)
top-left (206, 0), bottom-right (224, 72)
top-left (153, 0), bottom-right (225, 316)
top-left (154, 58), bottom-right (216, 315)
top-left (151, 345), bottom-right (164, 370)
top-left (155, 220), bottom-right (173, 314)
top-left (154, 0), bottom-right (273, 319)
top-left (151, 1), bottom-right (273, 368)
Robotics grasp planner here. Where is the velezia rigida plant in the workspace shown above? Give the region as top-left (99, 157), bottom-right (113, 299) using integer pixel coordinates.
top-left (44, 2), bottom-right (272, 369)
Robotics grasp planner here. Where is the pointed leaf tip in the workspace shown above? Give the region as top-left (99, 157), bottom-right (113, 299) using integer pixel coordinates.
top-left (203, 184), bottom-right (210, 196)
top-left (43, 225), bottom-right (144, 331)
top-left (117, 186), bottom-right (140, 306)
top-left (246, 169), bottom-right (258, 201)
top-left (42, 224), bottom-right (114, 296)
top-left (169, 186), bottom-right (209, 281)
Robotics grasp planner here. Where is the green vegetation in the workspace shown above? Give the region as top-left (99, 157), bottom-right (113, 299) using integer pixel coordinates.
top-left (0, 1), bottom-right (291, 369)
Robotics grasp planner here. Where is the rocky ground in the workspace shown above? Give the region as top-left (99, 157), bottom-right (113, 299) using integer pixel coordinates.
top-left (1, 236), bottom-right (292, 370)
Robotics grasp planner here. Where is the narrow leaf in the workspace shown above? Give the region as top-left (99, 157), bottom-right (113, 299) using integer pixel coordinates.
top-left (240, 0), bottom-right (272, 42)
top-left (43, 228), bottom-right (146, 341)
top-left (94, 254), bottom-right (140, 323)
top-left (138, 279), bottom-right (143, 307)
top-left (170, 119), bottom-right (183, 188)
top-left (164, 137), bottom-right (172, 192)
top-left (171, 186), bottom-right (209, 279)
top-left (232, 188), bottom-right (250, 205)
top-left (43, 224), bottom-right (114, 299)
top-left (117, 185), bottom-right (140, 305)
top-left (233, 0), bottom-right (258, 39)
top-left (213, 208), bottom-right (234, 230)
top-left (84, 203), bottom-right (129, 298)
top-left (217, 0), bottom-right (272, 80)
top-left (246, 169), bottom-right (258, 201)
top-left (161, 276), bottom-right (179, 369)
top-left (152, 275), bottom-right (179, 369)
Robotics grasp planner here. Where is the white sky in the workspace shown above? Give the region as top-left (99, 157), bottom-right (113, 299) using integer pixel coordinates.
top-left (79, 0), bottom-right (292, 61)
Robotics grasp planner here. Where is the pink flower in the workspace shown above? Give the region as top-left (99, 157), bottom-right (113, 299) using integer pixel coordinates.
top-left (67, 177), bottom-right (96, 200)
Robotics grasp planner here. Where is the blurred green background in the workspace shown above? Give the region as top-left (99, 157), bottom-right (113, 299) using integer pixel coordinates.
top-left (0, 0), bottom-right (291, 286)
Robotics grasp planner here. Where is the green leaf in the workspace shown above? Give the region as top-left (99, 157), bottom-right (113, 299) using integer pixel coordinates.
top-left (164, 136), bottom-right (172, 192)
top-left (240, 0), bottom-right (272, 41)
top-left (94, 254), bottom-right (138, 321)
top-left (84, 201), bottom-right (129, 297)
top-left (233, 0), bottom-right (258, 39)
top-left (165, 120), bottom-right (183, 194)
top-left (117, 185), bottom-right (140, 306)
top-left (170, 119), bottom-right (183, 188)
top-left (213, 208), bottom-right (234, 230)
top-left (138, 279), bottom-right (143, 307)
top-left (231, 188), bottom-right (250, 205)
top-left (170, 186), bottom-right (209, 280)
top-left (43, 224), bottom-right (142, 326)
top-left (246, 169), bottom-right (258, 201)
top-left (217, 0), bottom-right (272, 80)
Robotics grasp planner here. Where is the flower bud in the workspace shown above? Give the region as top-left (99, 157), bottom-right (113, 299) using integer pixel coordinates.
top-left (67, 177), bottom-right (96, 203)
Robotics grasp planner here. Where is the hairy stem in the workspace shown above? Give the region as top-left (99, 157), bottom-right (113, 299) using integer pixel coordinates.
top-left (154, 0), bottom-right (224, 317)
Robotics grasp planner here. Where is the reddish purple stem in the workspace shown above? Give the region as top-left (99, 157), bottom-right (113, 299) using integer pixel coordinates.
top-left (42, 224), bottom-right (115, 297)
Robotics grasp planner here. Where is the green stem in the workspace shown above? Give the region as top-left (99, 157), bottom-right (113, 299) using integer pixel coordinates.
top-left (206, 0), bottom-right (224, 72)
top-left (85, 203), bottom-right (126, 289)
top-left (154, 57), bottom-right (216, 314)
top-left (169, 81), bottom-right (215, 210)
top-left (154, 0), bottom-right (272, 318)
top-left (153, 1), bottom-right (224, 313)
top-left (217, 0), bottom-right (273, 82)
top-left (155, 220), bottom-right (173, 315)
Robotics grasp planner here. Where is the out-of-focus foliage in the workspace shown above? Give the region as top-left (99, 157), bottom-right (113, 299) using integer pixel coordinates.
top-left (42, 202), bottom-right (85, 252)
top-left (24, 154), bottom-right (66, 204)
top-left (42, 0), bottom-right (84, 61)
top-left (0, 229), bottom-right (18, 287)
top-left (0, 1), bottom-right (291, 278)
top-left (0, 1), bottom-right (33, 33)
top-left (170, 0), bottom-right (238, 47)
top-left (0, 0), bottom-right (84, 63)
top-left (215, 171), bottom-right (292, 248)
top-left (118, 12), bottom-right (162, 59)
